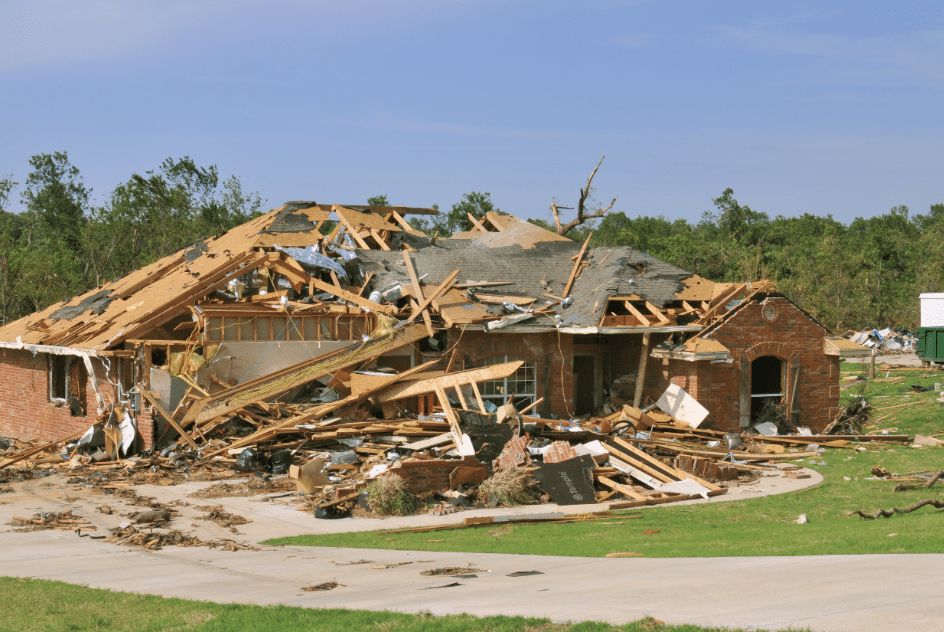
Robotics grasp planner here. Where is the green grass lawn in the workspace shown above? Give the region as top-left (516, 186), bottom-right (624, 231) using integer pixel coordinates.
top-left (0, 577), bottom-right (777, 632)
top-left (268, 363), bottom-right (944, 558)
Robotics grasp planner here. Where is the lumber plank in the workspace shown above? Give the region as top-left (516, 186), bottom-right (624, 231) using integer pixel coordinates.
top-left (374, 361), bottom-right (523, 402)
top-left (563, 233), bottom-right (592, 299)
top-left (308, 276), bottom-right (395, 314)
top-left (185, 324), bottom-right (427, 426)
top-left (596, 474), bottom-right (647, 500)
top-left (401, 251), bottom-right (435, 337)
top-left (140, 390), bottom-right (200, 450)
top-left (405, 269), bottom-right (461, 325)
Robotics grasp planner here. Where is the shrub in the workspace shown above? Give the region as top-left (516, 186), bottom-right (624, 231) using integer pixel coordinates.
top-left (364, 473), bottom-right (415, 516)
top-left (478, 466), bottom-right (537, 506)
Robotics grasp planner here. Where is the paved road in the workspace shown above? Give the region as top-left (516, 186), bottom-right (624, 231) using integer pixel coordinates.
top-left (1, 468), bottom-right (941, 631)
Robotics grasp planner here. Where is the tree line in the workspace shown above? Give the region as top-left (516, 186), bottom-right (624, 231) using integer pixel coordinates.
top-left (0, 152), bottom-right (263, 325)
top-left (1, 152), bottom-right (939, 333)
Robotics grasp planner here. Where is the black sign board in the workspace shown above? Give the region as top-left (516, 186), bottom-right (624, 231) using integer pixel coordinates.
top-left (533, 454), bottom-right (597, 505)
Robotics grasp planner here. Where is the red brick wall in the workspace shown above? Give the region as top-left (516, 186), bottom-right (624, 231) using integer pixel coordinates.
top-left (0, 349), bottom-right (154, 450)
top-left (608, 333), bottom-right (673, 398)
top-left (671, 297), bottom-right (839, 433)
top-left (390, 456), bottom-right (481, 495)
top-left (451, 330), bottom-right (574, 419)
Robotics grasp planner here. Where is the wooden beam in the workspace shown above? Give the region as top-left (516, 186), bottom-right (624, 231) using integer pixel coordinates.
top-left (452, 384), bottom-right (469, 410)
top-left (390, 211), bottom-right (426, 236)
top-left (645, 301), bottom-right (671, 326)
top-left (369, 228), bottom-right (391, 251)
top-left (184, 324), bottom-right (428, 426)
top-left (469, 381), bottom-right (486, 412)
top-left (596, 475), bottom-right (647, 500)
top-left (141, 389), bottom-right (200, 450)
top-left (405, 269), bottom-right (460, 324)
top-left (434, 384), bottom-right (464, 444)
top-left (632, 333), bottom-right (651, 409)
top-left (401, 251), bottom-right (435, 337)
top-left (609, 437), bottom-right (722, 492)
top-left (308, 276), bottom-right (395, 315)
top-left (374, 360), bottom-right (523, 402)
top-left (124, 251), bottom-right (266, 339)
top-left (467, 213), bottom-right (488, 232)
top-left (562, 233), bottom-right (592, 299)
top-left (333, 207), bottom-right (373, 249)
top-left (623, 301), bottom-right (651, 326)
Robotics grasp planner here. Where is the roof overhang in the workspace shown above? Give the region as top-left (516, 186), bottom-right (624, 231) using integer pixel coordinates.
top-left (824, 337), bottom-right (872, 357)
top-left (0, 339), bottom-right (100, 358)
top-left (463, 325), bottom-right (705, 335)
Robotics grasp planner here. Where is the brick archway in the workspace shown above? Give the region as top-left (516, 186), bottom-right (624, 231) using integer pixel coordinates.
top-left (743, 341), bottom-right (797, 364)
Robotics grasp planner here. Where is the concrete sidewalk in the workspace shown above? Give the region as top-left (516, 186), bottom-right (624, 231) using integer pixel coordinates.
top-left (2, 465), bottom-right (941, 631)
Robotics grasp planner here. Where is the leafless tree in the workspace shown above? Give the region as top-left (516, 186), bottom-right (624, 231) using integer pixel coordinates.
top-left (550, 155), bottom-right (618, 237)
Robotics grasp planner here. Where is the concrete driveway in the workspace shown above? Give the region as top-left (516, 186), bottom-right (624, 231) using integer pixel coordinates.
top-left (1, 465), bottom-right (941, 632)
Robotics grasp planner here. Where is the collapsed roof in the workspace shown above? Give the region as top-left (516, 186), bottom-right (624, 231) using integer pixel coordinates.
top-left (0, 203), bottom-right (790, 352)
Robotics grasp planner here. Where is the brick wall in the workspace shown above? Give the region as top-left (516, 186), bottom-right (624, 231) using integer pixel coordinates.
top-left (390, 456), bottom-right (481, 495)
top-left (0, 349), bottom-right (154, 450)
top-left (452, 329), bottom-right (574, 419)
top-left (670, 297), bottom-right (839, 433)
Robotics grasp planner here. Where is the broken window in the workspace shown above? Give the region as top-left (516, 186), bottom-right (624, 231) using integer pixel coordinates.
top-left (477, 354), bottom-right (536, 411)
top-left (48, 355), bottom-right (87, 417)
top-left (49, 355), bottom-right (68, 401)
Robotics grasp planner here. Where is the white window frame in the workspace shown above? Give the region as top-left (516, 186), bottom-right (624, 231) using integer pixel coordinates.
top-left (477, 354), bottom-right (537, 410)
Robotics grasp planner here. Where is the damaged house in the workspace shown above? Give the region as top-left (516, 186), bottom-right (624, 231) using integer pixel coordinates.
top-left (0, 202), bottom-right (867, 455)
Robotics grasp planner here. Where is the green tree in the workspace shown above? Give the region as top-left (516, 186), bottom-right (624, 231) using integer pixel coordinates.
top-left (21, 152), bottom-right (89, 255)
top-left (366, 195), bottom-right (390, 207)
top-left (431, 192), bottom-right (498, 235)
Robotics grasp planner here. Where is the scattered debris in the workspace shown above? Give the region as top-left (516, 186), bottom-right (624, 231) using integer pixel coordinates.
top-left (9, 511), bottom-right (91, 532)
top-left (106, 525), bottom-right (258, 551)
top-left (849, 499), bottom-right (944, 520)
top-left (302, 581), bottom-right (343, 591)
top-left (507, 570), bottom-right (543, 577)
top-left (421, 582), bottom-right (462, 589)
top-left (893, 471), bottom-right (944, 492)
top-left (421, 566), bottom-right (483, 576)
top-left (197, 505), bottom-right (252, 527)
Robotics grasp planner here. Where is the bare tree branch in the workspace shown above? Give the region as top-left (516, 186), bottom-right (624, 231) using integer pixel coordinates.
top-left (555, 155), bottom-right (618, 237)
top-left (549, 201), bottom-right (572, 235)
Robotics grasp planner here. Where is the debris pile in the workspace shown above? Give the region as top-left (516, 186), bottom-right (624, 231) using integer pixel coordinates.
top-left (107, 525), bottom-right (258, 551)
top-left (846, 328), bottom-right (916, 353)
top-left (9, 511), bottom-right (92, 532)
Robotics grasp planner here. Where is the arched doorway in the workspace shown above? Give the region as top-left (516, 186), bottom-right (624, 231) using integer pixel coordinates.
top-left (751, 355), bottom-right (784, 423)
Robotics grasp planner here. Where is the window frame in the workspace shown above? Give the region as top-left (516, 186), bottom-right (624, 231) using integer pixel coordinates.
top-left (476, 354), bottom-right (537, 410)
top-left (48, 354), bottom-right (70, 403)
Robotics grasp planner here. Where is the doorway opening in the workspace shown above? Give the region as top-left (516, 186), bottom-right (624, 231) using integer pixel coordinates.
top-left (751, 355), bottom-right (784, 422)
top-left (573, 355), bottom-right (596, 416)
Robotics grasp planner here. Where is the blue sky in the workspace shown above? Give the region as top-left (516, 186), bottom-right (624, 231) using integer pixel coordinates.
top-left (1, 1), bottom-right (942, 226)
